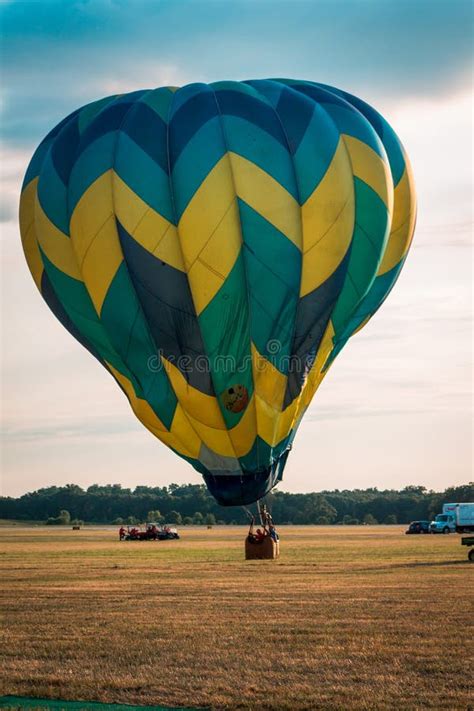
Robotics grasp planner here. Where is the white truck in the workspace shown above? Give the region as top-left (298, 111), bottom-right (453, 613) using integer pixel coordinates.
top-left (430, 502), bottom-right (474, 534)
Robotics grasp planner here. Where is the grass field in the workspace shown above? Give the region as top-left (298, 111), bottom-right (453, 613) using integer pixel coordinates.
top-left (0, 525), bottom-right (472, 710)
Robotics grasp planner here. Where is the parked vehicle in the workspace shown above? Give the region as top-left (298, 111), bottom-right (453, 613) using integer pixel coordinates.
top-left (461, 536), bottom-right (474, 561)
top-left (430, 502), bottom-right (474, 534)
top-left (155, 524), bottom-right (180, 540)
top-left (405, 520), bottom-right (431, 534)
top-left (120, 523), bottom-right (180, 541)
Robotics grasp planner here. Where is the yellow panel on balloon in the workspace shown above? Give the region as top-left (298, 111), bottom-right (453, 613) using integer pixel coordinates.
top-left (19, 178), bottom-right (43, 289)
top-left (300, 139), bottom-right (355, 297)
top-left (379, 160), bottom-right (417, 275)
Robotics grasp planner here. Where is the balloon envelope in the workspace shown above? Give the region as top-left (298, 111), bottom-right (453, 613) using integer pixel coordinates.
top-left (19, 79), bottom-right (416, 505)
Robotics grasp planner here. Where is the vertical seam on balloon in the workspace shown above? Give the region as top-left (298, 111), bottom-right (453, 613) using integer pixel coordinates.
top-left (283, 83), bottom-right (356, 430)
top-left (69, 103), bottom-right (155, 393)
top-left (248, 79), bottom-right (306, 458)
top-left (355, 218), bottom-right (386, 259)
top-left (35, 120), bottom-right (103, 330)
top-left (114, 96), bottom-right (184, 374)
top-left (63, 94), bottom-right (180, 447)
top-left (165, 86), bottom-right (241, 471)
top-left (311, 88), bottom-right (391, 382)
top-left (111, 98), bottom-right (164, 373)
top-left (98, 97), bottom-right (169, 385)
top-left (110, 90), bottom-right (210, 454)
top-left (312, 82), bottom-right (401, 355)
top-left (210, 83), bottom-right (262, 475)
top-left (302, 99), bottom-right (355, 414)
top-left (185, 198), bottom-right (235, 273)
top-left (66, 95), bottom-right (124, 233)
top-left (33, 113), bottom-right (142, 399)
top-left (116, 97), bottom-right (219, 393)
top-left (258, 81), bottom-right (310, 446)
top-left (313, 81), bottom-right (395, 307)
top-left (81, 96), bottom-right (148, 372)
top-left (29, 138), bottom-right (54, 285)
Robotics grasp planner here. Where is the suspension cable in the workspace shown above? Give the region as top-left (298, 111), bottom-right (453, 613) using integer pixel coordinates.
top-left (242, 505), bottom-right (254, 522)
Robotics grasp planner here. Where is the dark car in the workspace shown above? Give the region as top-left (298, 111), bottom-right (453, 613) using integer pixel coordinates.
top-left (405, 520), bottom-right (431, 534)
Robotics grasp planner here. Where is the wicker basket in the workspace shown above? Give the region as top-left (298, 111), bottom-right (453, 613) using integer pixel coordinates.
top-left (245, 535), bottom-right (279, 560)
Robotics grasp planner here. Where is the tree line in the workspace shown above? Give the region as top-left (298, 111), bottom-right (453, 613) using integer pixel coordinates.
top-left (0, 482), bottom-right (472, 526)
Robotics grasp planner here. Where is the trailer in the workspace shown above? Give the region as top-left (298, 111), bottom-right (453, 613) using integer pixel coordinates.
top-left (461, 536), bottom-right (474, 562)
top-left (430, 502), bottom-right (474, 534)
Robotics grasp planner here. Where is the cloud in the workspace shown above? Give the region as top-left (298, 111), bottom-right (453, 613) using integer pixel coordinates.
top-left (2, 415), bottom-right (142, 444)
top-left (98, 63), bottom-right (189, 95)
top-left (386, 91), bottom-right (473, 244)
top-left (0, 196), bottom-right (16, 223)
top-left (305, 405), bottom-right (432, 423)
top-left (1, 0), bottom-right (472, 147)
top-left (0, 145), bottom-right (27, 224)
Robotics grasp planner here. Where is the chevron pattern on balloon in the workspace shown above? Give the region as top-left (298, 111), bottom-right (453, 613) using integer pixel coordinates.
top-left (19, 79), bottom-right (416, 505)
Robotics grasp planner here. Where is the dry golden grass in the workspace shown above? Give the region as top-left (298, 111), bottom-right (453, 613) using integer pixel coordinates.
top-left (0, 525), bottom-right (472, 710)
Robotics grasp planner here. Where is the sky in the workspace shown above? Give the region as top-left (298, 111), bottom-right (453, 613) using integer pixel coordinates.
top-left (0, 0), bottom-right (472, 498)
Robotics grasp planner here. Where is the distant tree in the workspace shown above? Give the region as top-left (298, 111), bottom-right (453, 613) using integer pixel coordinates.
top-left (46, 509), bottom-right (71, 525)
top-left (58, 510), bottom-right (71, 524)
top-left (443, 482), bottom-right (474, 503)
top-left (316, 516), bottom-right (330, 525)
top-left (1, 480), bottom-right (471, 526)
top-left (347, 517), bottom-right (359, 525)
top-left (402, 485), bottom-right (427, 495)
top-left (294, 494), bottom-right (337, 524)
top-left (86, 484), bottom-right (101, 494)
top-left (363, 513), bottom-right (378, 525)
top-left (113, 517), bottom-right (124, 525)
top-left (147, 510), bottom-right (164, 523)
top-left (168, 510), bottom-right (182, 525)
top-left (384, 514), bottom-right (397, 524)
top-left (183, 516), bottom-right (193, 525)
top-left (428, 500), bottom-right (442, 520)
top-left (126, 516), bottom-right (138, 525)
top-left (193, 512), bottom-right (204, 525)
top-left (205, 513), bottom-right (216, 526)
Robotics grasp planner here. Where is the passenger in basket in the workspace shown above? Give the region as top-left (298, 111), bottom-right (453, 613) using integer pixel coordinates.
top-left (269, 524), bottom-right (279, 542)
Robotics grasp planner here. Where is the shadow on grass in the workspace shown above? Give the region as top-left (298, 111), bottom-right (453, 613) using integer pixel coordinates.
top-left (361, 559), bottom-right (470, 573)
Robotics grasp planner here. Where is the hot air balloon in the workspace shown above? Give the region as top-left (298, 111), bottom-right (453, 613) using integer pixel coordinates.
top-left (19, 79), bottom-right (416, 506)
